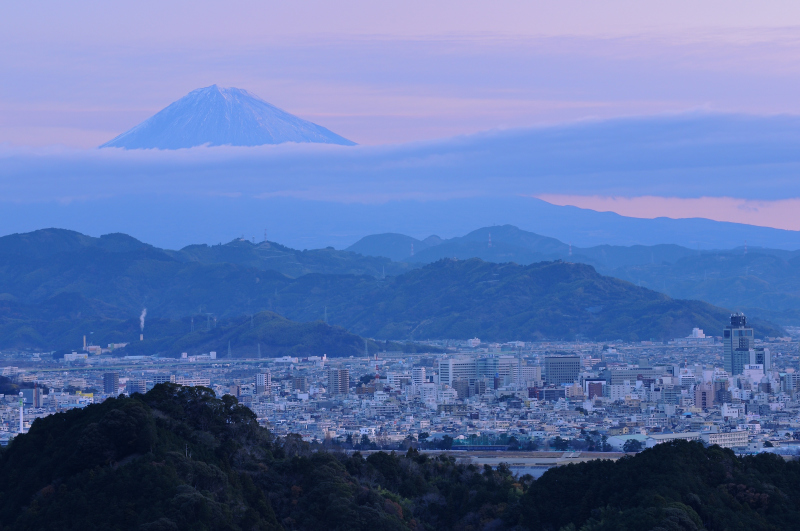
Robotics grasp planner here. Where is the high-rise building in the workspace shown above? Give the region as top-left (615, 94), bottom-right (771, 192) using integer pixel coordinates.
top-left (103, 372), bottom-right (119, 395)
top-left (517, 366), bottom-right (542, 386)
top-left (20, 387), bottom-right (41, 408)
top-left (126, 379), bottom-right (147, 395)
top-left (750, 348), bottom-right (771, 371)
top-left (292, 376), bottom-right (309, 393)
top-left (412, 367), bottom-right (426, 386)
top-left (544, 356), bottom-right (580, 385)
top-left (723, 313), bottom-right (753, 376)
top-left (255, 372), bottom-right (272, 395)
top-left (437, 358), bottom-right (478, 386)
top-left (452, 378), bottom-right (471, 399)
top-left (153, 374), bottom-right (176, 385)
top-left (328, 368), bottom-right (350, 396)
top-left (437, 356), bottom-right (518, 386)
top-left (694, 382), bottom-right (713, 409)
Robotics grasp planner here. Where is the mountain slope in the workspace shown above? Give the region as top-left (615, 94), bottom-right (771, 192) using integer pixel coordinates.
top-left (279, 258), bottom-right (779, 341)
top-left (348, 224), bottom-right (704, 268)
top-left (0, 228), bottom-right (408, 280)
top-left (0, 229), bottom-right (782, 342)
top-left (100, 85), bottom-right (355, 149)
top-left (176, 238), bottom-right (411, 278)
top-left (348, 224), bottom-right (800, 324)
top-left (0, 304), bottom-right (382, 357)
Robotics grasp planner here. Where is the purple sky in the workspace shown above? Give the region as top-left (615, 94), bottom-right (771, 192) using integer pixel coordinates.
top-left (3, 1), bottom-right (800, 147)
top-left (3, 2), bottom-right (800, 231)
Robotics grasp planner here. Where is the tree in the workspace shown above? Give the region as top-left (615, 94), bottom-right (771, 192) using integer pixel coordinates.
top-left (523, 438), bottom-right (541, 451)
top-left (764, 440), bottom-right (774, 448)
top-left (437, 435), bottom-right (454, 450)
top-left (551, 436), bottom-right (569, 451)
top-left (623, 439), bottom-right (643, 453)
top-left (600, 434), bottom-right (612, 452)
top-left (360, 434), bottom-right (370, 446)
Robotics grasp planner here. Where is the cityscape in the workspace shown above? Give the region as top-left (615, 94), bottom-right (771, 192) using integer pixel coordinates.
top-left (4, 315), bottom-right (799, 474)
top-left (4, 2), bottom-right (800, 529)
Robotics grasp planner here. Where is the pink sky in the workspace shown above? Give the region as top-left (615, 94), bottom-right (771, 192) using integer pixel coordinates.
top-left (3, 2), bottom-right (800, 233)
top-left (3, 1), bottom-right (800, 147)
top-left (537, 195), bottom-right (800, 231)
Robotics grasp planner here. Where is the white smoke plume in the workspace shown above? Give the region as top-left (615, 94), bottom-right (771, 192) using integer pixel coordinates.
top-left (140, 308), bottom-right (147, 331)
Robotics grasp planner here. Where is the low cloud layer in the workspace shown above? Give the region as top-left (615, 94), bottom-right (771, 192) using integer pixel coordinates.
top-left (2, 113), bottom-right (800, 250)
top-left (3, 112), bottom-right (800, 203)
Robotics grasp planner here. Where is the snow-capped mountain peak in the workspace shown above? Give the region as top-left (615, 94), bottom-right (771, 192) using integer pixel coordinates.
top-left (100, 85), bottom-right (355, 149)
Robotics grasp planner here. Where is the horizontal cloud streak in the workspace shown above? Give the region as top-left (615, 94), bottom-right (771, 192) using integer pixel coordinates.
top-left (3, 113), bottom-right (800, 203)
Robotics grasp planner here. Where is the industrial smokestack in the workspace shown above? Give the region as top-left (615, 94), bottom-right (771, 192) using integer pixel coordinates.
top-left (139, 308), bottom-right (147, 341)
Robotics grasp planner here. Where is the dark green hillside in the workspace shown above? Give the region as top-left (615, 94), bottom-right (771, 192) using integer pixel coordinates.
top-left (0, 301), bottom-right (439, 357)
top-left (610, 251), bottom-right (800, 324)
top-left (0, 306), bottom-right (364, 357)
top-left (278, 259), bottom-right (781, 341)
top-left (349, 225), bottom-right (800, 325)
top-left (0, 228), bottom-right (409, 279)
top-left (2, 387), bottom-right (800, 530)
top-left (0, 229), bottom-right (783, 343)
top-left (176, 238), bottom-right (412, 277)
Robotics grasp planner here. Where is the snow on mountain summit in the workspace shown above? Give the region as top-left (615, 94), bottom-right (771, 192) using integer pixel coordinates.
top-left (100, 85), bottom-right (356, 149)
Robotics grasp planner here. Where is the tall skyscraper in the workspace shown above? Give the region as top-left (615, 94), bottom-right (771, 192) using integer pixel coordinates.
top-left (723, 313), bottom-right (753, 376)
top-left (328, 368), bottom-right (350, 396)
top-left (103, 372), bottom-right (119, 395)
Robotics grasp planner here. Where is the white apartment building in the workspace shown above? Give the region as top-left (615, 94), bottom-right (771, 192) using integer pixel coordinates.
top-left (701, 430), bottom-right (749, 449)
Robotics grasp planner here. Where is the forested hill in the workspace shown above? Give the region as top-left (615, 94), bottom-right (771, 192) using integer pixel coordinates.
top-left (0, 228), bottom-right (411, 278)
top-left (1, 385), bottom-right (799, 530)
top-left (285, 258), bottom-right (777, 341)
top-left (0, 229), bottom-right (783, 343)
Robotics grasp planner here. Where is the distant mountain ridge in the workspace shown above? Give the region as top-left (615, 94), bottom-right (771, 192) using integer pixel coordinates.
top-left (347, 225), bottom-right (717, 268)
top-left (100, 85), bottom-right (355, 149)
top-left (0, 229), bottom-right (783, 348)
top-left (347, 224), bottom-right (800, 324)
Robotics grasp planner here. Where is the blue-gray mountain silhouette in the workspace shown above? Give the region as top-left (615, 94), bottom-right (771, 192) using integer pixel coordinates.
top-left (100, 85), bottom-right (355, 149)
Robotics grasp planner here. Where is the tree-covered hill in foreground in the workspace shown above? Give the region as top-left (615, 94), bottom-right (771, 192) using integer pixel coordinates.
top-left (1, 386), bottom-right (799, 530)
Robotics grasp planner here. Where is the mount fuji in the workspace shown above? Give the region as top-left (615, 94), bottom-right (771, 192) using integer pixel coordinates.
top-left (100, 85), bottom-right (356, 149)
